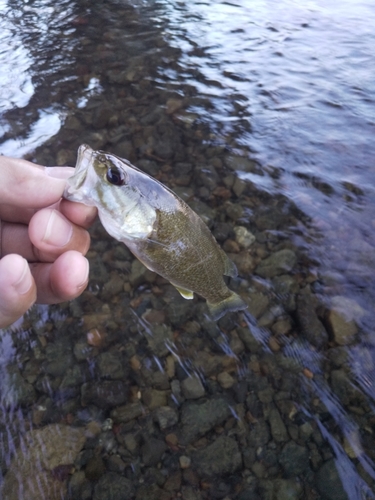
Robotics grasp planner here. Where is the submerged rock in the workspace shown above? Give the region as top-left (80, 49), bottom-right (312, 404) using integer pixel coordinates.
top-left (315, 459), bottom-right (349, 500)
top-left (255, 249), bottom-right (297, 278)
top-left (325, 309), bottom-right (357, 346)
top-left (1, 424), bottom-right (86, 500)
top-left (181, 374), bottom-right (205, 400)
top-left (296, 288), bottom-right (328, 348)
top-left (279, 441), bottom-right (310, 477)
top-left (179, 397), bottom-right (232, 444)
top-left (192, 435), bottom-right (242, 476)
top-left (93, 472), bottom-right (134, 500)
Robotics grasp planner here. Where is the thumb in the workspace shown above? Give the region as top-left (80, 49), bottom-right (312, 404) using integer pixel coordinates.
top-left (0, 254), bottom-right (37, 329)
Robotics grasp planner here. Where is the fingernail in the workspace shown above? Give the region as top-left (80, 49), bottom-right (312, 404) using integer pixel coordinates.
top-left (43, 210), bottom-right (73, 247)
top-left (44, 166), bottom-right (76, 179)
top-left (13, 259), bottom-right (33, 295)
top-left (77, 257), bottom-right (90, 289)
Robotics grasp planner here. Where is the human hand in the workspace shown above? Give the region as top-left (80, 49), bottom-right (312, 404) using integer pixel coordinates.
top-left (0, 155), bottom-right (97, 329)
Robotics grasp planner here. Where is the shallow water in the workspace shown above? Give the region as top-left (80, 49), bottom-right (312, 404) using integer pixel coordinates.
top-left (1, 0), bottom-right (375, 498)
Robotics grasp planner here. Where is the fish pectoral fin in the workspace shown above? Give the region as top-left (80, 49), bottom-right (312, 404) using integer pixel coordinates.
top-left (174, 286), bottom-right (194, 300)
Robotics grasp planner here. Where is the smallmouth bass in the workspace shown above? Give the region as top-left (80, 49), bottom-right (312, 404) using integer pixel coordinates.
top-left (64, 144), bottom-right (247, 320)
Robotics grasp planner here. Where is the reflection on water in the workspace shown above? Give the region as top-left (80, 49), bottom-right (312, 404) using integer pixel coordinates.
top-left (1, 0), bottom-right (375, 498)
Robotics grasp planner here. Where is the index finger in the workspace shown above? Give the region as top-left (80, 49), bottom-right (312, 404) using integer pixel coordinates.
top-left (0, 156), bottom-right (72, 208)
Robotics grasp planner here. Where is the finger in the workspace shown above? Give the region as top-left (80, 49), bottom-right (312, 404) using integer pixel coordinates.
top-left (30, 251), bottom-right (89, 304)
top-left (28, 208), bottom-right (91, 261)
top-left (59, 199), bottom-right (97, 229)
top-left (0, 157), bottom-right (73, 208)
top-left (0, 254), bottom-right (37, 328)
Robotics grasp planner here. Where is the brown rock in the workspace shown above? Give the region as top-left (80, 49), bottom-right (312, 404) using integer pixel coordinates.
top-left (325, 309), bottom-right (357, 346)
top-left (2, 424), bottom-right (86, 500)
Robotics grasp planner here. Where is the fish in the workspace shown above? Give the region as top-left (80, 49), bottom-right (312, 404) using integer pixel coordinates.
top-left (63, 144), bottom-right (247, 320)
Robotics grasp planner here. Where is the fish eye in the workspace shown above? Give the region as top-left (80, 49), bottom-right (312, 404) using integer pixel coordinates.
top-left (106, 166), bottom-right (125, 186)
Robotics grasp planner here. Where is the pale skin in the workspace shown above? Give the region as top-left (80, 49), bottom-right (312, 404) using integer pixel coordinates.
top-left (0, 155), bottom-right (97, 329)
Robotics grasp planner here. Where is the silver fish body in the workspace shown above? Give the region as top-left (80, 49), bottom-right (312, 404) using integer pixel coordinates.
top-left (64, 144), bottom-right (247, 320)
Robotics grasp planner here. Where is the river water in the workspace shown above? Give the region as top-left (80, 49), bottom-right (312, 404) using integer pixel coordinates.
top-left (1, 0), bottom-right (375, 498)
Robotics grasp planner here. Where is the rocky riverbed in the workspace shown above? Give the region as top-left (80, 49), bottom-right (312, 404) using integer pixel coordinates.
top-left (1, 0), bottom-right (375, 499)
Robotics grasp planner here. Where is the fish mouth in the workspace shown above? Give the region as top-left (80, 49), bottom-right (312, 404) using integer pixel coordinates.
top-left (63, 144), bottom-right (94, 200)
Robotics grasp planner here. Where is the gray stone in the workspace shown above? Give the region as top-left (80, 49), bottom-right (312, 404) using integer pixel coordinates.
top-left (93, 472), bottom-right (134, 500)
top-left (187, 200), bottom-right (216, 227)
top-left (325, 309), bottom-right (357, 346)
top-left (244, 292), bottom-right (270, 319)
top-left (315, 459), bottom-right (349, 500)
top-left (255, 249), bottom-right (297, 278)
top-left (101, 273), bottom-right (125, 299)
top-left (141, 437), bottom-right (167, 466)
top-left (69, 471), bottom-right (92, 500)
top-left (181, 374), bottom-right (205, 399)
top-left (2, 424), bottom-right (86, 500)
top-left (153, 406), bottom-right (179, 430)
top-left (279, 441), bottom-right (310, 477)
top-left (44, 341), bottom-right (74, 377)
top-left (179, 397), bottom-right (232, 444)
top-left (225, 201), bottom-right (244, 221)
top-left (97, 351), bottom-right (127, 380)
top-left (268, 407), bottom-right (288, 443)
top-left (1, 365), bottom-right (36, 407)
top-left (237, 326), bottom-right (262, 353)
top-left (192, 435), bottom-right (242, 476)
top-left (296, 288), bottom-right (328, 348)
top-left (142, 388), bottom-right (168, 410)
top-left (146, 324), bottom-right (174, 357)
top-left (81, 381), bottom-right (128, 408)
top-left (110, 401), bottom-right (144, 423)
top-left (224, 154), bottom-right (258, 172)
top-left (273, 479), bottom-right (303, 500)
top-left (248, 420), bottom-right (271, 448)
top-left (330, 369), bottom-right (365, 406)
top-left (129, 259), bottom-right (155, 287)
top-left (330, 295), bottom-right (366, 321)
top-left (234, 226), bottom-right (256, 249)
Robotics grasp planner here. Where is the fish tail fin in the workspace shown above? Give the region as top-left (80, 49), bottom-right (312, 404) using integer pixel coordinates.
top-left (207, 292), bottom-right (247, 321)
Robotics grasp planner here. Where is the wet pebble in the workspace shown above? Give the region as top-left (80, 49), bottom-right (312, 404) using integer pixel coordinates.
top-left (234, 226), bottom-right (256, 249)
top-left (93, 472), bottom-right (134, 500)
top-left (81, 381), bottom-right (128, 408)
top-left (2, 365), bottom-right (36, 408)
top-left (315, 459), bottom-right (349, 500)
top-left (110, 401), bottom-right (144, 423)
top-left (141, 437), bottom-right (167, 466)
top-left (325, 308), bottom-right (357, 346)
top-left (97, 351), bottom-right (128, 380)
top-left (255, 249), bottom-right (297, 278)
top-left (268, 406), bottom-right (288, 443)
top-left (145, 324), bottom-right (174, 357)
top-left (142, 388), bottom-right (168, 409)
top-left (192, 435), bottom-right (242, 476)
top-left (279, 441), bottom-right (310, 477)
top-left (153, 406), bottom-right (179, 430)
top-left (179, 397), bottom-right (232, 444)
top-left (217, 371), bottom-right (235, 389)
top-left (180, 374), bottom-right (205, 400)
top-left (179, 455), bottom-right (191, 469)
top-left (296, 287), bottom-right (328, 348)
